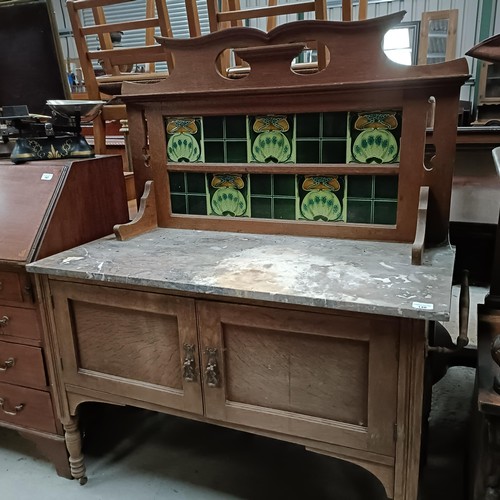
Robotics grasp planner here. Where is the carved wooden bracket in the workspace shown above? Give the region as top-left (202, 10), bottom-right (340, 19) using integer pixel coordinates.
top-left (411, 186), bottom-right (429, 265)
top-left (114, 180), bottom-right (158, 240)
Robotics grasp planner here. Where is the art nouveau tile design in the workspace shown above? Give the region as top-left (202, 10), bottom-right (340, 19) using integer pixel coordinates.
top-left (166, 112), bottom-right (400, 224)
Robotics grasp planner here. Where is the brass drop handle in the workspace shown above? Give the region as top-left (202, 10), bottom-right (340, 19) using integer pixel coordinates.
top-left (0, 397), bottom-right (24, 416)
top-left (204, 347), bottom-right (220, 388)
top-left (182, 343), bottom-right (197, 382)
top-left (0, 316), bottom-right (9, 328)
top-left (0, 357), bottom-right (15, 372)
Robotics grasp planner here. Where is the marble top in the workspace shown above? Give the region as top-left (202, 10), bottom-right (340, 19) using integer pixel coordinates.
top-left (27, 227), bottom-right (456, 321)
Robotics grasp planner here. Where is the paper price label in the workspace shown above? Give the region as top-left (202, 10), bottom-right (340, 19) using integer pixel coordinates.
top-left (41, 173), bottom-right (53, 181)
top-left (412, 301), bottom-right (434, 311)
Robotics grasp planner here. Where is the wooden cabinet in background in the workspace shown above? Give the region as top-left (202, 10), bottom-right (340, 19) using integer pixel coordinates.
top-left (0, 156), bottom-right (129, 476)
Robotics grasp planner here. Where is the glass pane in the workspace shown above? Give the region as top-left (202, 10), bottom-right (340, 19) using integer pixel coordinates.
top-left (426, 19), bottom-right (448, 64)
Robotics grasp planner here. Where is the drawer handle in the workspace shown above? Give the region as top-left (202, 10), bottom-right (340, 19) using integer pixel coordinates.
top-left (0, 316), bottom-right (9, 328)
top-left (204, 347), bottom-right (220, 388)
top-left (182, 343), bottom-right (197, 382)
top-left (0, 397), bottom-right (24, 416)
top-left (0, 357), bottom-right (15, 372)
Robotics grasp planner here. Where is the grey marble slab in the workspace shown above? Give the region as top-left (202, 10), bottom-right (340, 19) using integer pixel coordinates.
top-left (27, 228), bottom-right (456, 321)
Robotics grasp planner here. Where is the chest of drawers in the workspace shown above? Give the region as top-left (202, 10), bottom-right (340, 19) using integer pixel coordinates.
top-left (0, 156), bottom-right (129, 476)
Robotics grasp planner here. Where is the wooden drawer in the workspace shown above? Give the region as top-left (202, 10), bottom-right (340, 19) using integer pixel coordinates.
top-left (0, 381), bottom-right (56, 433)
top-left (0, 341), bottom-right (47, 389)
top-left (0, 270), bottom-right (26, 303)
top-left (0, 306), bottom-right (41, 341)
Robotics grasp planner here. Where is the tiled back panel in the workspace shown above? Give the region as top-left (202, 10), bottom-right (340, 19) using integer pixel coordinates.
top-left (166, 112), bottom-right (401, 225)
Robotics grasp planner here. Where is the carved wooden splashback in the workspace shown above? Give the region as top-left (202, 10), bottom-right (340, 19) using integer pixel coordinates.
top-left (120, 12), bottom-right (469, 245)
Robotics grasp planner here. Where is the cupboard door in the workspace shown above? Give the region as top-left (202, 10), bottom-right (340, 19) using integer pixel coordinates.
top-left (198, 302), bottom-right (399, 456)
top-left (51, 281), bottom-right (202, 415)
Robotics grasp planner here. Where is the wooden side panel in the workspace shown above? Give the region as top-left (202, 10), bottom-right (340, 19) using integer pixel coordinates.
top-left (36, 156), bottom-right (129, 260)
top-left (198, 301), bottom-right (399, 456)
top-left (0, 162), bottom-right (64, 263)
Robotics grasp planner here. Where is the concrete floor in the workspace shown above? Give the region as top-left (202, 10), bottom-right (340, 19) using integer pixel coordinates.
top-left (0, 288), bottom-right (486, 500)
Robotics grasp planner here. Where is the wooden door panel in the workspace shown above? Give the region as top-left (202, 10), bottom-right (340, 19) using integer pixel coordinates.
top-left (198, 301), bottom-right (399, 456)
top-left (51, 281), bottom-right (203, 415)
top-left (223, 325), bottom-right (369, 425)
top-left (72, 301), bottom-right (183, 389)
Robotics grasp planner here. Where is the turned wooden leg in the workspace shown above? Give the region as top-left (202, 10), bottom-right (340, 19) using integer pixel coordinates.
top-left (63, 417), bottom-right (87, 485)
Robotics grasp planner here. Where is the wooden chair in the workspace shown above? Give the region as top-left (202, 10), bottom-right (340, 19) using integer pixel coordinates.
top-left (341, 0), bottom-right (367, 21)
top-left (207, 0), bottom-right (368, 77)
top-left (207, 0), bottom-right (329, 75)
top-left (67, 0), bottom-right (202, 155)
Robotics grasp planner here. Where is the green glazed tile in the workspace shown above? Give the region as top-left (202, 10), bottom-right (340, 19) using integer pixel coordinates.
top-left (251, 197), bottom-right (272, 218)
top-left (346, 200), bottom-right (372, 223)
top-left (296, 113), bottom-right (320, 138)
top-left (251, 174), bottom-right (272, 195)
top-left (171, 194), bottom-right (187, 214)
top-left (374, 201), bottom-right (397, 224)
top-left (226, 141), bottom-right (248, 163)
top-left (274, 198), bottom-right (296, 220)
top-left (225, 116), bottom-right (247, 138)
top-left (322, 140), bottom-right (347, 163)
top-left (203, 116), bottom-right (223, 139)
top-left (347, 176), bottom-right (373, 198)
top-left (186, 173), bottom-right (206, 193)
top-left (274, 174), bottom-right (296, 196)
top-left (188, 194), bottom-right (208, 215)
top-left (169, 172), bottom-right (185, 193)
top-left (322, 112), bottom-right (348, 137)
top-left (204, 141), bottom-right (225, 162)
top-left (375, 175), bottom-right (399, 199)
top-left (296, 140), bottom-right (320, 163)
